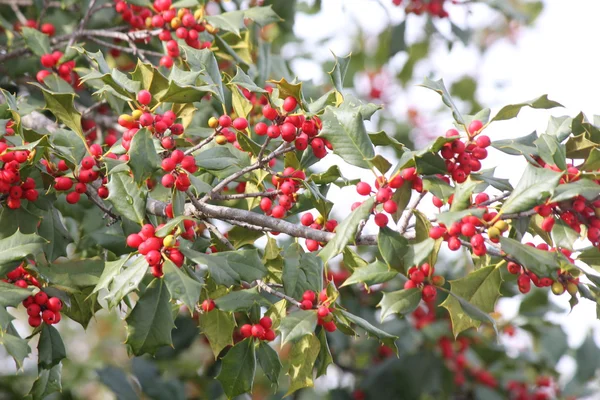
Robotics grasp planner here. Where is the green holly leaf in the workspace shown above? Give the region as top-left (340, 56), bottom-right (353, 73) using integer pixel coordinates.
top-left (378, 289), bottom-right (421, 320)
top-left (31, 84), bottom-right (87, 146)
top-left (420, 78), bottom-right (465, 125)
top-left (127, 129), bottom-right (161, 185)
top-left (440, 265), bottom-right (503, 337)
top-left (36, 258), bottom-right (104, 293)
top-left (319, 198), bottom-right (375, 262)
top-left (243, 5), bottom-right (283, 26)
top-left (256, 341), bottom-right (282, 388)
top-left (230, 66), bottom-right (267, 93)
top-left (328, 52), bottom-right (351, 95)
top-left (550, 178), bottom-right (600, 202)
top-left (436, 208), bottom-right (486, 226)
top-left (314, 327), bottom-right (333, 378)
top-left (339, 310), bottom-right (398, 351)
top-left (180, 46), bottom-right (224, 102)
top-left (500, 164), bottom-right (562, 214)
top-left (284, 334), bottom-right (321, 397)
top-left (500, 237), bottom-right (560, 276)
top-left (0, 281), bottom-right (33, 308)
top-left (158, 80), bottom-right (215, 103)
top-left (29, 364), bottom-right (62, 400)
top-left (283, 244), bottom-right (323, 300)
top-left (0, 331), bottom-right (31, 369)
top-left (279, 310), bottom-right (317, 345)
top-left (199, 309), bottom-right (236, 359)
top-left (491, 95), bottom-right (562, 122)
top-left (103, 256), bottom-right (148, 309)
top-left (106, 172), bottom-right (148, 225)
top-left (180, 247), bottom-right (267, 286)
top-left (163, 260), bottom-right (202, 314)
top-left (0, 230), bottom-right (46, 271)
top-left (534, 133), bottom-right (567, 170)
top-left (91, 257), bottom-right (129, 296)
top-left (214, 287), bottom-right (271, 312)
top-left (378, 227), bottom-right (408, 272)
top-left (341, 260), bottom-right (398, 288)
top-left (62, 289), bottom-right (101, 329)
top-left (38, 324), bottom-right (66, 369)
top-left (21, 27), bottom-right (51, 56)
top-left (216, 338), bottom-right (256, 399)
top-left (491, 131), bottom-right (539, 163)
top-left (130, 61), bottom-right (169, 100)
top-left (320, 105), bottom-right (376, 169)
top-left (38, 207), bottom-right (71, 262)
top-left (551, 219), bottom-right (579, 251)
top-left (450, 177), bottom-right (479, 212)
top-left (125, 278), bottom-right (174, 356)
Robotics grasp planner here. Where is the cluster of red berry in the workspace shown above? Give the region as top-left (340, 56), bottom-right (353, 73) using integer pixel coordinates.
top-left (240, 316), bottom-right (277, 341)
top-left (354, 172), bottom-right (408, 228)
top-left (403, 263), bottom-right (444, 302)
top-left (392, 0), bottom-right (450, 18)
top-left (506, 245), bottom-right (579, 296)
top-left (118, 90), bottom-right (185, 150)
top-left (4, 120), bottom-right (15, 136)
top-left (257, 167), bottom-right (306, 221)
top-left (0, 143), bottom-right (39, 209)
top-left (428, 194), bottom-right (510, 255)
top-left (299, 289), bottom-right (337, 332)
top-left (4, 264), bottom-right (40, 288)
top-left (37, 51), bottom-right (80, 88)
top-left (299, 213), bottom-right (338, 252)
top-left (254, 97), bottom-right (331, 158)
top-left (440, 121), bottom-right (490, 183)
top-left (23, 292), bottom-right (63, 327)
top-left (126, 223), bottom-right (190, 277)
top-left (209, 114), bottom-right (249, 148)
top-left (51, 144), bottom-right (107, 204)
top-left (160, 150), bottom-right (197, 192)
top-left (506, 376), bottom-right (559, 400)
top-left (114, 0), bottom-right (212, 68)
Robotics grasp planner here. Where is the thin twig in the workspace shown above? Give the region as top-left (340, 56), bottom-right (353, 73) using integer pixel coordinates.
top-left (478, 191), bottom-right (511, 207)
top-left (202, 144), bottom-right (292, 201)
top-left (397, 191), bottom-right (426, 234)
top-left (184, 131), bottom-right (219, 155)
top-left (203, 220), bottom-right (235, 250)
top-left (257, 137), bottom-right (271, 162)
top-left (86, 36), bottom-right (164, 58)
top-left (256, 279), bottom-right (302, 307)
top-left (213, 189), bottom-right (281, 201)
top-left (85, 186), bottom-right (120, 223)
top-left (10, 1), bottom-right (28, 25)
top-left (67, 0), bottom-right (99, 50)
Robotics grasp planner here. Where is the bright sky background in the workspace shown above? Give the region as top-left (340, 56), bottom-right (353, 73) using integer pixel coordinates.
top-left (288, 0), bottom-right (600, 390)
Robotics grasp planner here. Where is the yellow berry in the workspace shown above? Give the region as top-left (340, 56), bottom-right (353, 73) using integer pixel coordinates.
top-left (163, 235), bottom-right (176, 248)
top-left (566, 282), bottom-right (578, 296)
top-left (551, 281), bottom-right (565, 295)
top-left (145, 17), bottom-right (153, 29)
top-left (170, 17), bottom-right (181, 29)
top-left (432, 276), bottom-right (445, 287)
top-left (487, 226), bottom-right (500, 239)
top-left (205, 24), bottom-right (217, 34)
top-left (194, 9), bottom-right (204, 20)
top-left (315, 215), bottom-right (324, 225)
top-left (177, 9), bottom-right (186, 19)
top-left (215, 135), bottom-right (227, 145)
top-left (131, 109), bottom-right (143, 120)
top-left (493, 220), bottom-right (509, 232)
top-left (119, 114), bottom-right (134, 123)
top-left (208, 117), bottom-right (219, 128)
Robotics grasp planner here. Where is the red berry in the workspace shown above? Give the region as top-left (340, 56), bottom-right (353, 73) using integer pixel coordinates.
top-left (145, 250), bottom-right (161, 266)
top-left (251, 324), bottom-right (265, 338)
top-left (476, 135), bottom-right (491, 148)
top-left (47, 297), bottom-right (63, 312)
top-left (218, 115), bottom-right (232, 128)
top-left (383, 200), bottom-right (398, 214)
top-left (34, 291), bottom-right (48, 305)
top-left (201, 299), bottom-right (215, 312)
top-left (317, 306), bottom-right (330, 318)
top-left (306, 239), bottom-right (319, 252)
top-left (468, 120), bottom-right (483, 135)
top-left (300, 299), bottom-right (313, 310)
top-left (40, 23), bottom-right (55, 36)
top-left (541, 216), bottom-right (555, 232)
top-left (28, 315), bottom-right (42, 327)
top-left (36, 69), bottom-right (51, 83)
top-left (282, 97), bottom-right (298, 112)
top-left (300, 213), bottom-right (314, 226)
top-left (262, 105), bottom-right (278, 120)
top-left (40, 54), bottom-right (56, 68)
top-left (271, 205), bottom-right (285, 219)
top-left (259, 316), bottom-right (272, 329)
top-left (374, 213), bottom-right (388, 227)
top-left (422, 285), bottom-right (437, 302)
top-left (254, 122), bottom-right (268, 136)
top-left (137, 90), bottom-right (152, 105)
top-left (42, 310), bottom-right (56, 324)
top-left (232, 117), bottom-right (248, 131)
top-left (160, 56), bottom-right (173, 68)
top-left (264, 329), bottom-right (276, 341)
top-left (356, 182), bottom-right (371, 196)
top-left (324, 321), bottom-right (337, 332)
top-left (410, 270), bottom-right (425, 284)
top-left (27, 304), bottom-right (41, 317)
top-left (240, 324), bottom-right (253, 338)
top-left (302, 290), bottom-right (316, 302)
